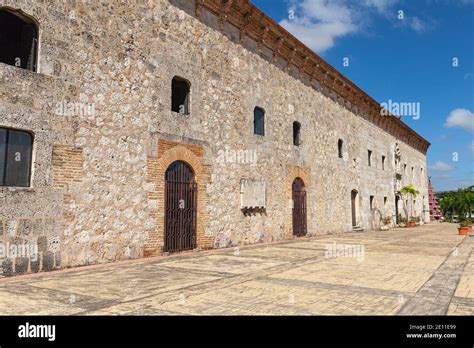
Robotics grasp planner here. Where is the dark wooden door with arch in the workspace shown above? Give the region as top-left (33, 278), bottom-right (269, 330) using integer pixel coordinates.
top-left (164, 161), bottom-right (197, 252)
top-left (292, 177), bottom-right (307, 237)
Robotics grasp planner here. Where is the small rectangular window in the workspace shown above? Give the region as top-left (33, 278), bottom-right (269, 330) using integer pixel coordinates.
top-left (338, 139), bottom-right (343, 158)
top-left (384, 197), bottom-right (387, 206)
top-left (368, 150), bottom-right (372, 167)
top-left (0, 128), bottom-right (6, 183)
top-left (171, 76), bottom-right (190, 114)
top-left (0, 128), bottom-right (33, 187)
top-left (293, 121), bottom-right (301, 146)
top-left (370, 195), bottom-right (374, 210)
top-left (382, 155), bottom-right (385, 170)
top-left (254, 107), bottom-right (265, 136)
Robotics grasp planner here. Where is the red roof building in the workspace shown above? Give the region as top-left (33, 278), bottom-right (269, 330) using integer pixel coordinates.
top-left (428, 178), bottom-right (443, 221)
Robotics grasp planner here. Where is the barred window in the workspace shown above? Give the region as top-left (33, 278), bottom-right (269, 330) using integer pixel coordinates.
top-left (0, 128), bottom-right (33, 187)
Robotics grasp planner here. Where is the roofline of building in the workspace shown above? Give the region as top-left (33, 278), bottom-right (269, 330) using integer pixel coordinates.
top-left (171, 0), bottom-right (431, 154)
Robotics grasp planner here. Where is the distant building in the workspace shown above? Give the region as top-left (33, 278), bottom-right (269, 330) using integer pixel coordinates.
top-left (428, 178), bottom-right (443, 221)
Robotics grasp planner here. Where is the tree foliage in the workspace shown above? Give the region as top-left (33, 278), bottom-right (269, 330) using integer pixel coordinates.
top-left (439, 186), bottom-right (474, 221)
top-left (399, 184), bottom-right (420, 222)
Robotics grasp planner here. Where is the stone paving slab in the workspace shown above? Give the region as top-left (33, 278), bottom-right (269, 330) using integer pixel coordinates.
top-left (19, 265), bottom-right (221, 302)
top-left (447, 297), bottom-right (474, 315)
top-left (155, 279), bottom-right (405, 315)
top-left (0, 223), bottom-right (471, 315)
top-left (398, 236), bottom-right (472, 315)
top-left (160, 254), bottom-right (284, 274)
top-left (365, 244), bottom-right (454, 256)
top-left (221, 245), bottom-right (327, 261)
top-left (269, 256), bottom-right (439, 293)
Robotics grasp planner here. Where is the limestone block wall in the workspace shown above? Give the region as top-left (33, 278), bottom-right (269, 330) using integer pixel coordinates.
top-left (0, 0), bottom-right (429, 277)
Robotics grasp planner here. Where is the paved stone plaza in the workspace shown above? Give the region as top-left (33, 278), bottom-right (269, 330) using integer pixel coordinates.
top-left (0, 223), bottom-right (471, 315)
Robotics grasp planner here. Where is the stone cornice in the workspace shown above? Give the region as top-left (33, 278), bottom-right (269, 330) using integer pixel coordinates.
top-left (171, 0), bottom-right (430, 155)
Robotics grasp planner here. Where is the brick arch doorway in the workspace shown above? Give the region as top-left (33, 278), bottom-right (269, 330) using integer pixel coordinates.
top-left (164, 160), bottom-right (197, 252)
top-left (292, 177), bottom-right (307, 237)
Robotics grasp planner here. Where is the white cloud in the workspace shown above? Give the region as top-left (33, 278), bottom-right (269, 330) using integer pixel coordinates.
top-left (280, 0), bottom-right (358, 53)
top-left (408, 17), bottom-right (429, 32)
top-left (429, 161), bottom-right (455, 171)
top-left (279, 0), bottom-right (434, 53)
top-left (444, 108), bottom-right (474, 133)
top-left (439, 134), bottom-right (449, 140)
top-left (280, 17), bottom-right (357, 53)
top-left (394, 14), bottom-right (434, 33)
top-left (363, 0), bottom-right (400, 13)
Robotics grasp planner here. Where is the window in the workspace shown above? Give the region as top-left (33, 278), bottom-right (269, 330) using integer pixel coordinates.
top-left (368, 150), bottom-right (372, 167)
top-left (171, 76), bottom-right (190, 114)
top-left (421, 167), bottom-right (424, 176)
top-left (412, 166), bottom-right (414, 178)
top-left (0, 8), bottom-right (38, 71)
top-left (0, 127), bottom-right (33, 187)
top-left (370, 195), bottom-right (374, 210)
top-left (338, 139), bottom-right (343, 158)
top-left (384, 197), bottom-right (387, 207)
top-left (254, 107), bottom-right (265, 136)
top-left (293, 121), bottom-right (301, 146)
top-left (404, 164), bottom-right (407, 173)
top-left (382, 155), bottom-right (386, 170)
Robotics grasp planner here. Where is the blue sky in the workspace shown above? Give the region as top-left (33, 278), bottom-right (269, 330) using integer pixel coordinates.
top-left (252, 0), bottom-right (474, 191)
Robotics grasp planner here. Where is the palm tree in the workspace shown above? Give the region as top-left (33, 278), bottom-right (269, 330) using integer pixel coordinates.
top-left (454, 188), bottom-right (474, 220)
top-left (439, 187), bottom-right (474, 222)
top-left (440, 193), bottom-right (455, 220)
top-left (399, 184), bottom-right (419, 222)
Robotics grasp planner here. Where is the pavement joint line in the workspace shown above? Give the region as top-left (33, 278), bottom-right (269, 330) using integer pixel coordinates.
top-left (259, 276), bottom-right (415, 299)
top-left (77, 254), bottom-right (331, 314)
top-left (445, 244), bottom-right (473, 314)
top-left (0, 283), bottom-right (122, 312)
top-left (449, 296), bottom-right (474, 307)
top-left (397, 236), bottom-right (472, 315)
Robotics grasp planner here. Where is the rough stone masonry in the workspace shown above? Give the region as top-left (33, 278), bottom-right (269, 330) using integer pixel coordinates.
top-left (0, 0), bottom-right (430, 277)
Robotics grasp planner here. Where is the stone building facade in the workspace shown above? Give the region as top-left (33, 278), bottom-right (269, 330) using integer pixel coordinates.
top-left (0, 0), bottom-right (430, 277)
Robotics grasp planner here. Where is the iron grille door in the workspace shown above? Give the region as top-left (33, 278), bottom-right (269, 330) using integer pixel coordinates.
top-left (164, 161), bottom-right (197, 252)
top-left (292, 178), bottom-right (307, 237)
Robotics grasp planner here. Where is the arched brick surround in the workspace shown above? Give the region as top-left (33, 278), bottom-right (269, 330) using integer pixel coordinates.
top-left (286, 165), bottom-right (311, 239)
top-left (145, 140), bottom-right (212, 256)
